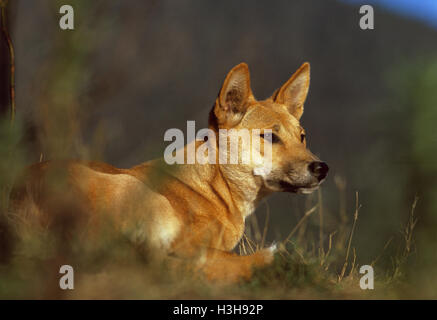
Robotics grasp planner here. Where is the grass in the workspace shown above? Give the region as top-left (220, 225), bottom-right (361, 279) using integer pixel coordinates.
top-left (0, 116), bottom-right (424, 299)
top-left (0, 175), bottom-right (420, 299)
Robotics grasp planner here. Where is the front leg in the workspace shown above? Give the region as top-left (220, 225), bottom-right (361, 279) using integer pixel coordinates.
top-left (191, 245), bottom-right (277, 283)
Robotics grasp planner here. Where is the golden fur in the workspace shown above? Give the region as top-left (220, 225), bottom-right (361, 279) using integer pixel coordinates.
top-left (9, 62), bottom-right (328, 283)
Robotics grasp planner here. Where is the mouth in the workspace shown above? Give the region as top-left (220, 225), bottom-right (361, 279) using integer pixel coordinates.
top-left (278, 180), bottom-right (323, 194)
top-left (296, 185), bottom-right (320, 194)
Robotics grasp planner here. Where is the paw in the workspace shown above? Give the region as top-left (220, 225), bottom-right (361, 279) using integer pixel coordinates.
top-left (267, 242), bottom-right (277, 254)
top-left (259, 242), bottom-right (277, 264)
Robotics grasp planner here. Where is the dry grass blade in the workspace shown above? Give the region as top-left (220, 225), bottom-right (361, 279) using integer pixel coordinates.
top-left (334, 176), bottom-right (349, 250)
top-left (349, 247), bottom-right (357, 277)
top-left (283, 205), bottom-right (318, 245)
top-left (249, 211), bottom-right (262, 244)
top-left (403, 196), bottom-right (418, 257)
top-left (260, 200), bottom-right (270, 248)
top-left (243, 233), bottom-right (256, 254)
top-left (318, 189), bottom-right (324, 258)
top-left (239, 236), bottom-right (247, 255)
top-left (322, 230), bottom-right (337, 269)
top-left (339, 191), bottom-right (361, 282)
top-left (371, 236), bottom-right (393, 267)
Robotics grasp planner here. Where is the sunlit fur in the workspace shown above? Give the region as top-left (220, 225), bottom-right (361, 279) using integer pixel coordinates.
top-left (9, 62), bottom-right (327, 283)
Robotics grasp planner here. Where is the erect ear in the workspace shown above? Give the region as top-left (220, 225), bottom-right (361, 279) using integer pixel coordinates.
top-left (213, 63), bottom-right (253, 127)
top-left (273, 62), bottom-right (310, 120)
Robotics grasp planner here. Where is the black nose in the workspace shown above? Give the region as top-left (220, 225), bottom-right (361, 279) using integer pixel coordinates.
top-left (309, 161), bottom-right (329, 181)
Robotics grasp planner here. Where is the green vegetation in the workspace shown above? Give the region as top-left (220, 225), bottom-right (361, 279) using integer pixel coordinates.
top-left (0, 1), bottom-right (436, 300)
top-left (0, 59), bottom-right (435, 299)
top-left (0, 155), bottom-right (420, 298)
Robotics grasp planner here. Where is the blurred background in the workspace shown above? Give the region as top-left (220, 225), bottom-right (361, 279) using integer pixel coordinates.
top-left (0, 0), bottom-right (436, 298)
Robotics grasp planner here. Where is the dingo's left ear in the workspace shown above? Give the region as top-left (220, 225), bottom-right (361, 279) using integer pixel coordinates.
top-left (214, 63), bottom-right (253, 127)
top-left (274, 62), bottom-right (310, 120)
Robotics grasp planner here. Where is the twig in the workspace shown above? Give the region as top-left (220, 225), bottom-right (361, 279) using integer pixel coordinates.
top-left (239, 236), bottom-right (246, 255)
top-left (371, 236), bottom-right (393, 267)
top-left (318, 189), bottom-right (324, 257)
top-left (283, 205), bottom-right (318, 245)
top-left (349, 247), bottom-right (357, 277)
top-left (243, 233), bottom-right (256, 254)
top-left (403, 196), bottom-right (418, 257)
top-left (322, 230), bottom-right (337, 270)
top-left (260, 200), bottom-right (270, 248)
top-left (249, 210), bottom-right (262, 243)
top-left (0, 0), bottom-right (15, 124)
top-left (339, 191), bottom-right (361, 281)
top-left (334, 175), bottom-right (348, 250)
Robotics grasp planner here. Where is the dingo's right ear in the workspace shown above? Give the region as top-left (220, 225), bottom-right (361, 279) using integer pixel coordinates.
top-left (214, 63), bottom-right (253, 127)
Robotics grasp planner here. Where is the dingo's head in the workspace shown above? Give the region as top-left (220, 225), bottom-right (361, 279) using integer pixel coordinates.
top-left (209, 62), bottom-right (328, 194)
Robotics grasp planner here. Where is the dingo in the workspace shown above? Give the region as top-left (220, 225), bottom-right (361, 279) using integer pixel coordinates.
top-left (10, 62), bottom-right (328, 283)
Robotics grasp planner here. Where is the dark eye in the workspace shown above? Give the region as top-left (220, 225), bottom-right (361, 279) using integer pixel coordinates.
top-left (260, 132), bottom-right (280, 143)
top-left (300, 133), bottom-right (306, 143)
